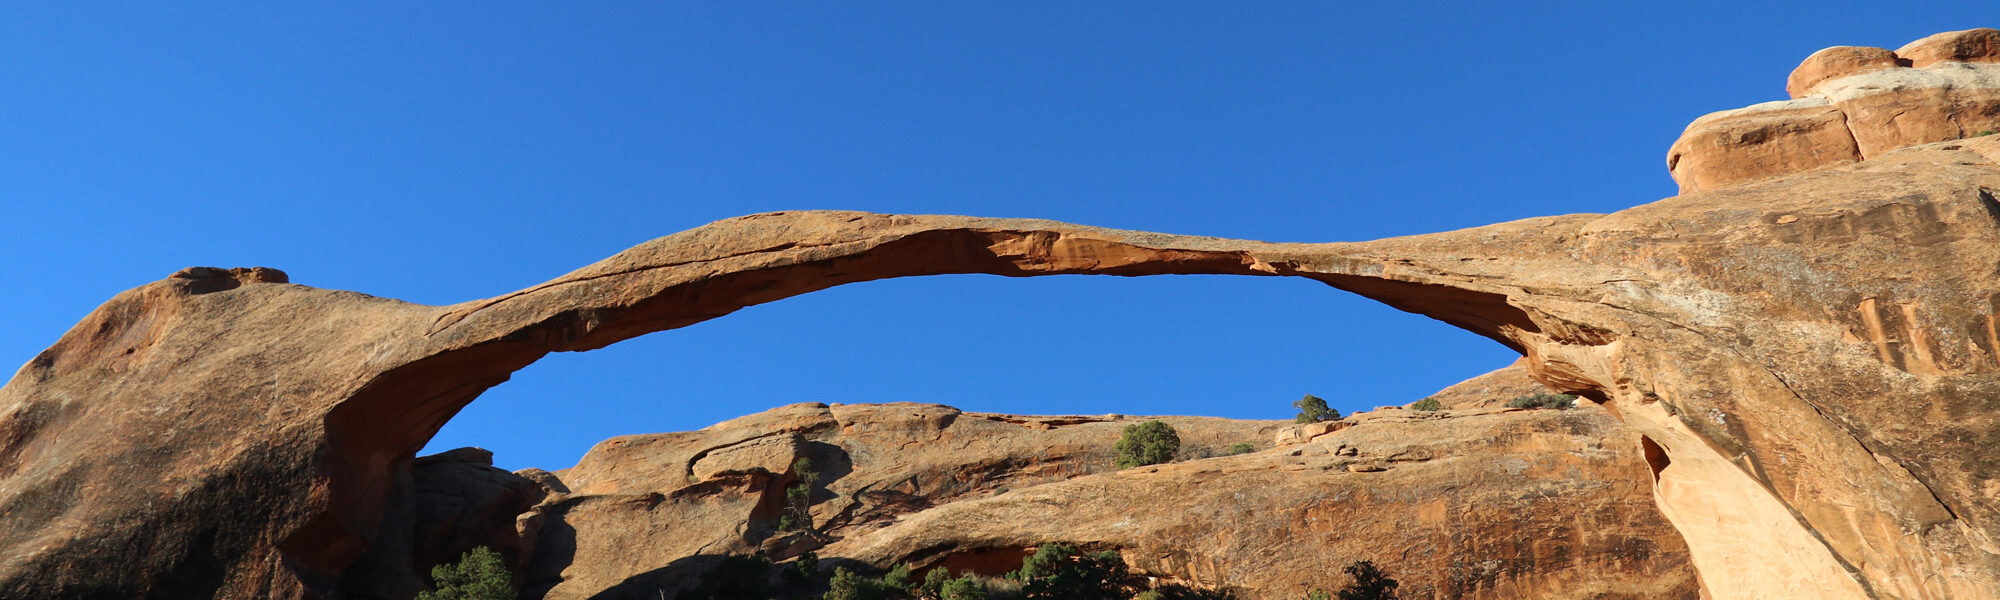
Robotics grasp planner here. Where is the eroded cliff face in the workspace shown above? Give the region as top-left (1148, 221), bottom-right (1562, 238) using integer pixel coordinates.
top-left (5, 29), bottom-right (2000, 600)
top-left (515, 404), bottom-right (1300, 599)
top-left (514, 398), bottom-right (1697, 600)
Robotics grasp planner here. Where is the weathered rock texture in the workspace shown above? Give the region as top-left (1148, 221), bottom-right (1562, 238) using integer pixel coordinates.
top-left (1668, 28), bottom-right (2000, 193)
top-left (1414, 358), bottom-right (1553, 410)
top-left (834, 404), bottom-right (1698, 600)
top-left (522, 403), bottom-right (1296, 599)
top-left (513, 400), bottom-right (1696, 600)
top-left (6, 28), bottom-right (2000, 600)
top-left (341, 448), bottom-right (547, 599)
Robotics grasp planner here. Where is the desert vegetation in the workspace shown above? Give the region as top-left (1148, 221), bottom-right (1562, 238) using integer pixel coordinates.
top-left (1292, 394), bottom-right (1339, 423)
top-left (673, 542), bottom-right (1262, 600)
top-left (418, 546), bottom-right (514, 600)
top-left (1114, 420), bottom-right (1181, 469)
top-left (1504, 393), bottom-right (1576, 410)
top-left (781, 457), bottom-right (821, 531)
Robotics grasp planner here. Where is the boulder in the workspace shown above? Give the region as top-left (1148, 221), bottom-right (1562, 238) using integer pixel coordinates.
top-left (1787, 45), bottom-right (1902, 98)
top-left (1668, 29), bottom-right (2000, 194)
top-left (1896, 27), bottom-right (2000, 68)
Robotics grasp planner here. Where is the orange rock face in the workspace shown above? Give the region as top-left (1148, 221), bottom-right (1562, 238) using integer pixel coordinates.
top-left (1668, 29), bottom-right (2000, 194)
top-left (522, 403), bottom-right (1307, 599)
top-left (1664, 98), bottom-right (1862, 195)
top-left (1897, 28), bottom-right (2000, 68)
top-left (520, 401), bottom-right (1697, 600)
top-left (1786, 46), bottom-right (1902, 99)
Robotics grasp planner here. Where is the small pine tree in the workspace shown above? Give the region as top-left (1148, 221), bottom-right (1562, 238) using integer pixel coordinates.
top-left (883, 563), bottom-right (914, 592)
top-left (941, 574), bottom-right (989, 600)
top-left (783, 457), bottom-right (820, 531)
top-left (825, 567), bottom-right (874, 600)
top-left (922, 567), bottom-right (953, 599)
top-left (1336, 561), bottom-right (1399, 600)
top-left (418, 546), bottom-right (514, 600)
top-left (1115, 421), bottom-right (1181, 469)
top-left (1015, 544), bottom-right (1068, 583)
top-left (1293, 395), bottom-right (1339, 423)
top-left (1016, 544), bottom-right (1128, 600)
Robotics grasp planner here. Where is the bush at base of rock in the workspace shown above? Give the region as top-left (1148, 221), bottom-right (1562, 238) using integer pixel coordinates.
top-left (1504, 393), bottom-right (1575, 410)
top-left (418, 546), bottom-right (514, 600)
top-left (1014, 543), bottom-right (1130, 600)
top-left (1336, 561), bottom-right (1400, 600)
top-left (940, 574), bottom-right (989, 600)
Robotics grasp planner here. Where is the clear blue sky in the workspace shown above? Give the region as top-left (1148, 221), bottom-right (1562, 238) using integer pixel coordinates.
top-left (2, 4), bottom-right (1985, 470)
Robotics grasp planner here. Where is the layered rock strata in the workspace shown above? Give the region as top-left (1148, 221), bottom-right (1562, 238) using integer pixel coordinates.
top-left (1668, 28), bottom-right (2000, 193)
top-left (495, 400), bottom-right (1697, 600)
top-left (520, 403), bottom-right (1296, 599)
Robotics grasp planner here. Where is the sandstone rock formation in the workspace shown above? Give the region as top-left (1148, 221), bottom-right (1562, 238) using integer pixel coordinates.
top-left (6, 28), bottom-right (2000, 600)
top-left (1668, 28), bottom-right (2000, 193)
top-left (1412, 358), bottom-right (1552, 410)
top-left (507, 400), bottom-right (1696, 600)
top-left (830, 404), bottom-right (1697, 600)
top-left (520, 403), bottom-right (1295, 599)
top-left (341, 448), bottom-right (547, 599)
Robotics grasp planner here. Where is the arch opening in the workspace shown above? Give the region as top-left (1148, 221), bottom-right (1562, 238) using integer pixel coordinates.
top-left (423, 273), bottom-right (1521, 472)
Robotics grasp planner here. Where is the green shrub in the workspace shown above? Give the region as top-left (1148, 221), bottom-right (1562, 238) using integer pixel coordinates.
top-left (1015, 544), bottom-right (1129, 600)
top-left (1977, 129), bottom-right (1998, 137)
top-left (1293, 394), bottom-right (1340, 423)
top-left (1409, 398), bottom-right (1441, 411)
top-left (1223, 443), bottom-right (1256, 456)
top-left (782, 457), bottom-right (820, 531)
top-left (941, 574), bottom-right (989, 600)
top-left (1135, 591), bottom-right (1165, 600)
top-left (826, 567), bottom-right (887, 600)
top-left (782, 552), bottom-right (820, 585)
top-left (1115, 421), bottom-right (1181, 469)
top-left (883, 563), bottom-right (914, 592)
top-left (1504, 392), bottom-right (1575, 410)
top-left (418, 546), bottom-right (514, 600)
top-left (1306, 590), bottom-right (1332, 600)
top-left (1336, 561), bottom-right (1400, 600)
top-left (923, 566), bottom-right (953, 598)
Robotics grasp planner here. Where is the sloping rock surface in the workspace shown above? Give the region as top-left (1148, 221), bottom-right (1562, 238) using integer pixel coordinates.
top-left (523, 403), bottom-right (1293, 599)
top-left (523, 400), bottom-right (1697, 600)
top-left (1416, 358), bottom-right (1553, 410)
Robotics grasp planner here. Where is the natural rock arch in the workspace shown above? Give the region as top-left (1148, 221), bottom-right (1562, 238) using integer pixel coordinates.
top-left (9, 158), bottom-right (2000, 599)
top-left (13, 28), bottom-right (2000, 600)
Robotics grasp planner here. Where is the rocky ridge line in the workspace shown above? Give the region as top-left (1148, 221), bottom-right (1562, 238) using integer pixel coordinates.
top-left (1668, 28), bottom-right (2000, 193)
